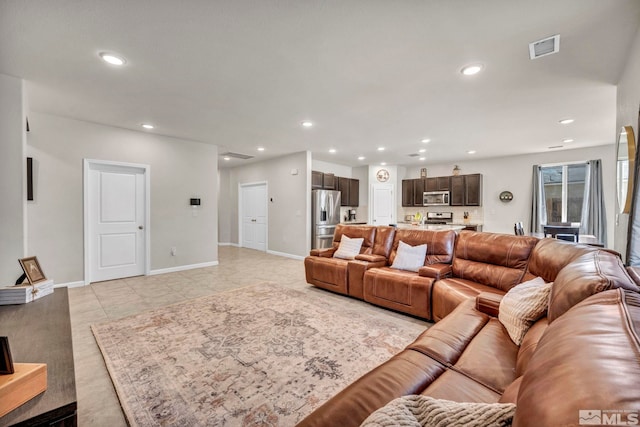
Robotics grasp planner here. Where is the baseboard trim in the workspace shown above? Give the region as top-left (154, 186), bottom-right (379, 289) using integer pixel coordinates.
top-left (54, 280), bottom-right (85, 289)
top-left (218, 242), bottom-right (240, 247)
top-left (266, 250), bottom-right (304, 261)
top-left (150, 261), bottom-right (219, 276)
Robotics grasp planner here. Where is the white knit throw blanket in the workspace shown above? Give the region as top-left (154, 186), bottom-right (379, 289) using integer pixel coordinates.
top-left (360, 395), bottom-right (516, 427)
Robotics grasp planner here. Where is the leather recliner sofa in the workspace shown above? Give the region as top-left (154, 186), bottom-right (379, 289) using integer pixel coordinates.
top-left (298, 238), bottom-right (640, 427)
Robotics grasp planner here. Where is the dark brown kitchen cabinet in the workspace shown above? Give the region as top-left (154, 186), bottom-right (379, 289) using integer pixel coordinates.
top-left (412, 178), bottom-right (424, 206)
top-left (402, 180), bottom-right (414, 206)
top-left (425, 177), bottom-right (437, 191)
top-left (348, 178), bottom-right (359, 206)
top-left (464, 173), bottom-right (482, 206)
top-left (437, 176), bottom-right (450, 191)
top-left (337, 177), bottom-right (359, 206)
top-left (323, 173), bottom-right (335, 189)
top-left (450, 175), bottom-right (465, 206)
top-left (450, 174), bottom-right (483, 206)
top-left (312, 171), bottom-right (323, 189)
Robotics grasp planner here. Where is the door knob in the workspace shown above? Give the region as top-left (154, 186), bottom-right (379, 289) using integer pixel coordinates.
top-left (138, 225), bottom-right (144, 230)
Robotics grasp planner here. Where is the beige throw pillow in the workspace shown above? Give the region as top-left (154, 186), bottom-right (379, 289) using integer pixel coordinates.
top-left (333, 234), bottom-right (364, 260)
top-left (391, 240), bottom-right (427, 272)
top-left (499, 276), bottom-right (552, 345)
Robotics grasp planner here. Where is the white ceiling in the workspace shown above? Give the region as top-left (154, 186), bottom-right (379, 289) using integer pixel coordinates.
top-left (1, 0), bottom-right (639, 169)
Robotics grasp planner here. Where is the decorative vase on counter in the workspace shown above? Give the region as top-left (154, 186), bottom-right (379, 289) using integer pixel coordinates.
top-left (463, 211), bottom-right (470, 224)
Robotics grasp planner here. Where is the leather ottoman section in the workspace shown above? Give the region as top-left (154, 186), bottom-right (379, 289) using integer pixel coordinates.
top-left (363, 267), bottom-right (434, 319)
top-left (421, 369), bottom-right (501, 403)
top-left (307, 257), bottom-right (350, 295)
top-left (407, 299), bottom-right (489, 365)
top-left (431, 278), bottom-right (505, 322)
top-left (514, 289), bottom-right (640, 427)
top-left (296, 349), bottom-right (446, 427)
top-left (347, 257), bottom-right (387, 300)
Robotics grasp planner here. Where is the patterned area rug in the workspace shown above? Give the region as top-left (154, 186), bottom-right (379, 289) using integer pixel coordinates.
top-left (91, 283), bottom-right (427, 426)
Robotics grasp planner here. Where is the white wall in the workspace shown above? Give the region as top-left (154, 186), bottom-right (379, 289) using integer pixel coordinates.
top-left (0, 74), bottom-right (26, 284)
top-left (220, 151), bottom-right (310, 258)
top-left (615, 25), bottom-right (640, 261)
top-left (27, 113), bottom-right (218, 284)
top-left (311, 159), bottom-right (352, 177)
top-left (399, 145), bottom-right (616, 247)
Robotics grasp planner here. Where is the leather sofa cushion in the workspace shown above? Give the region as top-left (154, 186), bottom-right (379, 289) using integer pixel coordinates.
top-left (548, 250), bottom-right (639, 323)
top-left (372, 225), bottom-right (396, 258)
top-left (420, 369), bottom-right (501, 403)
top-left (514, 289), bottom-right (640, 427)
top-left (332, 224), bottom-right (377, 255)
top-left (452, 232), bottom-right (538, 292)
top-left (296, 349), bottom-right (446, 427)
top-left (363, 267), bottom-right (435, 319)
top-left (307, 257), bottom-right (349, 294)
top-left (388, 229), bottom-right (456, 266)
top-left (431, 278), bottom-right (505, 321)
top-left (515, 318), bottom-right (548, 377)
top-left (524, 238), bottom-right (595, 283)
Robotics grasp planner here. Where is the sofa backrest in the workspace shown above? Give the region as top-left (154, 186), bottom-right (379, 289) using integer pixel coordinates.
top-left (546, 249), bottom-right (639, 323)
top-left (372, 226), bottom-right (396, 258)
top-left (333, 224), bottom-right (377, 255)
top-left (513, 289), bottom-right (640, 427)
top-left (451, 231), bottom-right (538, 292)
top-left (523, 238), bottom-right (597, 283)
top-left (388, 229), bottom-right (456, 266)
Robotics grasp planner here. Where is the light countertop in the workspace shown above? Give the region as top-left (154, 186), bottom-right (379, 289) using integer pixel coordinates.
top-left (395, 223), bottom-right (466, 231)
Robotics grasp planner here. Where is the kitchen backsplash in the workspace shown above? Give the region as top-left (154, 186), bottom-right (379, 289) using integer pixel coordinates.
top-left (398, 206), bottom-right (484, 224)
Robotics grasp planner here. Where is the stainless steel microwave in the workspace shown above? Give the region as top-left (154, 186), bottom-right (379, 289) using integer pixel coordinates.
top-left (423, 191), bottom-right (450, 206)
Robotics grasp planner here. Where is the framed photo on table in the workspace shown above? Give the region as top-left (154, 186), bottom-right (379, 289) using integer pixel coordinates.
top-left (19, 256), bottom-right (46, 285)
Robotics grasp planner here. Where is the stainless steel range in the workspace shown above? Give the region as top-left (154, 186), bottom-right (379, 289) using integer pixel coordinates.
top-left (425, 211), bottom-right (453, 224)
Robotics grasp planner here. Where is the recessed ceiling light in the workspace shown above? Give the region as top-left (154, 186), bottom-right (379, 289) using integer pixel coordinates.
top-left (141, 123), bottom-right (154, 129)
top-left (257, 147), bottom-right (265, 151)
top-left (467, 150), bottom-right (476, 154)
top-left (418, 148), bottom-right (426, 153)
top-left (99, 52), bottom-right (126, 66)
top-left (381, 162), bottom-right (387, 166)
top-left (419, 157), bottom-right (426, 161)
top-left (358, 156), bottom-right (365, 160)
top-left (421, 139), bottom-right (431, 143)
top-left (301, 121), bottom-right (313, 128)
top-left (377, 147), bottom-right (385, 151)
top-left (329, 148), bottom-right (336, 153)
top-left (559, 118), bottom-right (574, 125)
top-left (223, 156), bottom-right (231, 161)
top-left (562, 138), bottom-right (574, 143)
top-left (461, 64), bottom-right (483, 76)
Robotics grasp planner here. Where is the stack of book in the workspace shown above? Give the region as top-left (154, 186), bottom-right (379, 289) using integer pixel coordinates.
top-left (0, 279), bottom-right (54, 305)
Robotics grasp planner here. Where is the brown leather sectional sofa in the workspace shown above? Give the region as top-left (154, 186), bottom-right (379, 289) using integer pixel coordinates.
top-left (301, 225), bottom-right (640, 426)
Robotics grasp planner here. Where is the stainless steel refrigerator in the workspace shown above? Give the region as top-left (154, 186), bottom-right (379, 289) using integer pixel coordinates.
top-left (311, 189), bottom-right (341, 249)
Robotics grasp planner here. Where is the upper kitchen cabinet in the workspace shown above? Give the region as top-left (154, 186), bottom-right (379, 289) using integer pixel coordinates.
top-left (323, 173), bottom-right (336, 189)
top-left (312, 171), bottom-right (323, 189)
top-left (425, 176), bottom-right (450, 191)
top-left (402, 180), bottom-right (414, 206)
top-left (450, 174), bottom-right (482, 206)
top-left (337, 177), bottom-right (360, 206)
top-left (412, 179), bottom-right (424, 206)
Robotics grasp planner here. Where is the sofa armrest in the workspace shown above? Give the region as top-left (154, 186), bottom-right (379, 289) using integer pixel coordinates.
top-left (354, 254), bottom-right (387, 263)
top-left (418, 264), bottom-right (452, 280)
top-left (627, 266), bottom-right (640, 287)
top-left (475, 292), bottom-right (503, 317)
top-left (310, 247), bottom-right (336, 257)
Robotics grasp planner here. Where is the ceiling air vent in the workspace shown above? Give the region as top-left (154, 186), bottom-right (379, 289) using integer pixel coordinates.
top-left (529, 35), bottom-right (560, 59)
top-left (407, 153), bottom-right (420, 157)
top-left (220, 152), bottom-right (254, 160)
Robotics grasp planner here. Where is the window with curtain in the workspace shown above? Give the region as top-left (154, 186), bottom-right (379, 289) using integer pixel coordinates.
top-left (531, 160), bottom-right (606, 243)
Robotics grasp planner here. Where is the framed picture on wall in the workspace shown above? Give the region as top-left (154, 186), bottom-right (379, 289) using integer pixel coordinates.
top-left (18, 256), bottom-right (47, 285)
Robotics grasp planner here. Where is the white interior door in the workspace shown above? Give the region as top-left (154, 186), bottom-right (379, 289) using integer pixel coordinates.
top-left (86, 161), bottom-right (148, 283)
top-left (371, 184), bottom-right (394, 225)
top-left (240, 183), bottom-right (267, 251)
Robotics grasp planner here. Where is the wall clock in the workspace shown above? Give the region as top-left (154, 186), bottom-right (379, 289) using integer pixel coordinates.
top-left (376, 169), bottom-right (390, 182)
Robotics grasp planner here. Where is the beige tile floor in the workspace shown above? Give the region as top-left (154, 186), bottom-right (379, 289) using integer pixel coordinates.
top-left (69, 246), bottom-right (425, 425)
